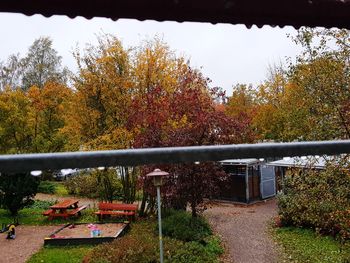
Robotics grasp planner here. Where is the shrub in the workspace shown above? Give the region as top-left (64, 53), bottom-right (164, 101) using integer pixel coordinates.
top-left (171, 237), bottom-right (223, 263)
top-left (38, 181), bottom-right (56, 194)
top-left (64, 172), bottom-right (95, 196)
top-left (277, 158), bottom-right (350, 241)
top-left (86, 221), bottom-right (166, 263)
top-left (162, 209), bottom-right (212, 242)
top-left (85, 220), bottom-right (223, 263)
top-left (89, 234), bottom-right (158, 263)
top-left (0, 172), bottom-right (39, 216)
top-left (329, 210), bottom-right (350, 241)
top-left (54, 182), bottom-right (69, 196)
top-left (64, 169), bottom-right (122, 201)
top-left (95, 169), bottom-right (123, 202)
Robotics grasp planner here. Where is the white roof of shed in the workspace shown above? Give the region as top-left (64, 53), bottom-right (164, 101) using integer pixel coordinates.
top-left (267, 156), bottom-right (328, 169)
top-left (220, 159), bottom-right (260, 165)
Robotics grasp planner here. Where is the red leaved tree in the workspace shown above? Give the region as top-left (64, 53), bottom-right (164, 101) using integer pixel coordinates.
top-left (129, 69), bottom-right (255, 217)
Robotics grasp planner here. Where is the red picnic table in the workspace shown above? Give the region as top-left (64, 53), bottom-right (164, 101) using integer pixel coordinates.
top-left (43, 199), bottom-right (87, 220)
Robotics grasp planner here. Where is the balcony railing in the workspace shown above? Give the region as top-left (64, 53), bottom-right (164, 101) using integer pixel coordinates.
top-left (1, 140), bottom-right (350, 173)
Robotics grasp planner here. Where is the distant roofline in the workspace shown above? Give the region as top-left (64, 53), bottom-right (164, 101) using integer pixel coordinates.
top-left (267, 156), bottom-right (330, 169)
top-left (220, 158), bottom-right (260, 165)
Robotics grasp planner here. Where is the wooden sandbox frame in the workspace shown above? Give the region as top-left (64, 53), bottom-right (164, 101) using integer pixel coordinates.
top-left (44, 222), bottom-right (129, 246)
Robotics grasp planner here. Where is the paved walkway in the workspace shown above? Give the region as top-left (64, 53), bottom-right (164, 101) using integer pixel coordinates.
top-left (0, 225), bottom-right (57, 263)
top-left (205, 199), bottom-right (279, 263)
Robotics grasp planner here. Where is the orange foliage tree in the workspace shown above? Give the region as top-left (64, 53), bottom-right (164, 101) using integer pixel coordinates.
top-left (129, 69), bottom-right (255, 217)
top-left (0, 82), bottom-right (71, 153)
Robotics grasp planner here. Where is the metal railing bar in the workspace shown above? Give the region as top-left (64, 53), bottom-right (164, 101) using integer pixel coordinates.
top-left (1, 140), bottom-right (350, 173)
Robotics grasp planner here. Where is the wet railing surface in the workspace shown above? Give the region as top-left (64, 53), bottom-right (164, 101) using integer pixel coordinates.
top-left (1, 140), bottom-right (350, 173)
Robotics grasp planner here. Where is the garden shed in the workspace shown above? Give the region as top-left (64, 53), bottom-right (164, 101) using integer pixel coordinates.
top-left (218, 159), bottom-right (276, 203)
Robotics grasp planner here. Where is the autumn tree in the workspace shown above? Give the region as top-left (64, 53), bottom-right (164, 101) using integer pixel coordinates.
top-left (0, 82), bottom-right (71, 154)
top-left (0, 88), bottom-right (32, 153)
top-left (63, 35), bottom-right (140, 204)
top-left (252, 66), bottom-right (289, 140)
top-left (63, 37), bottom-right (193, 203)
top-left (0, 54), bottom-right (22, 91)
top-left (226, 84), bottom-right (256, 119)
top-left (21, 37), bottom-right (69, 90)
top-left (27, 82), bottom-right (72, 152)
top-left (289, 28), bottom-right (350, 140)
top-left (225, 84), bottom-right (258, 140)
top-left (128, 39), bottom-right (254, 216)
top-left (250, 28), bottom-right (350, 142)
top-left (0, 37), bottom-right (68, 91)
top-left (133, 37), bottom-right (187, 95)
top-left (130, 69), bottom-right (255, 217)
top-left (63, 35), bottom-right (133, 151)
top-left (0, 37), bottom-right (70, 153)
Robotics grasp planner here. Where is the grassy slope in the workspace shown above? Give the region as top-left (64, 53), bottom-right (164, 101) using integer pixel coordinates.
top-left (274, 227), bottom-right (350, 263)
top-left (27, 246), bottom-right (93, 263)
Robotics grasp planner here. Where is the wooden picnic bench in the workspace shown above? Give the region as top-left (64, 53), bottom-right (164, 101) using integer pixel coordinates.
top-left (94, 202), bottom-right (138, 221)
top-left (43, 199), bottom-right (87, 220)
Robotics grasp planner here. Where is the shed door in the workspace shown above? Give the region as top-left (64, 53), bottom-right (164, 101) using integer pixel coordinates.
top-left (260, 165), bottom-right (276, 199)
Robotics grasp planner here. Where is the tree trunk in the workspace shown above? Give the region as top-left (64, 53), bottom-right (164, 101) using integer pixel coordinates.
top-left (139, 190), bottom-right (148, 217)
top-left (191, 201), bottom-right (197, 218)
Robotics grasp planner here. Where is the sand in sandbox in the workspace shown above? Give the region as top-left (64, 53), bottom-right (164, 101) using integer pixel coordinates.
top-left (54, 223), bottom-right (125, 238)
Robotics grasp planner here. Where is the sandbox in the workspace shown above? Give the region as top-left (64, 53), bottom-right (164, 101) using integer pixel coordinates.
top-left (44, 223), bottom-right (129, 246)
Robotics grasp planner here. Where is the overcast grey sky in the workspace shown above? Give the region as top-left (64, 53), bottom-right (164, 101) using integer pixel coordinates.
top-left (0, 12), bottom-right (303, 95)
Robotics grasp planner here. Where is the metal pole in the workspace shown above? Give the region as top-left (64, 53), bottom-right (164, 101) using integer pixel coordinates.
top-left (156, 186), bottom-right (164, 263)
top-left (245, 164), bottom-right (249, 203)
top-left (2, 140), bottom-right (350, 173)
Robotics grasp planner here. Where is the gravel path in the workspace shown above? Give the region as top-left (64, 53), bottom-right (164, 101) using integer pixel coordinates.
top-left (205, 199), bottom-right (279, 263)
top-left (0, 225), bottom-right (58, 263)
top-left (35, 193), bottom-right (99, 208)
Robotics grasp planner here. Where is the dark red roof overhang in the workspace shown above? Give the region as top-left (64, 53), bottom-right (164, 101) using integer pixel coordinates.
top-left (0, 0), bottom-right (350, 29)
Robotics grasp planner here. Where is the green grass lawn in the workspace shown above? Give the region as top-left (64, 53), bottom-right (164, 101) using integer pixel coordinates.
top-left (0, 206), bottom-right (98, 226)
top-left (27, 246), bottom-right (93, 263)
top-left (274, 227), bottom-right (350, 263)
top-left (0, 207), bottom-right (50, 225)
